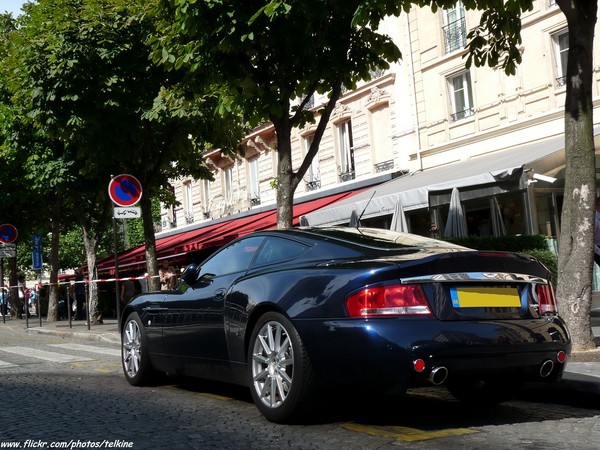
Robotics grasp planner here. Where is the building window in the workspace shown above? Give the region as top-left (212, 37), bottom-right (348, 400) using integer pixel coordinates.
top-left (443, 1), bottom-right (466, 54)
top-left (201, 179), bottom-right (211, 218)
top-left (164, 185), bottom-right (176, 229)
top-left (448, 71), bottom-right (475, 121)
top-left (183, 180), bottom-right (194, 224)
top-left (303, 93), bottom-right (315, 110)
top-left (338, 120), bottom-right (355, 182)
top-left (369, 103), bottom-right (393, 167)
top-left (248, 158), bottom-right (260, 205)
top-left (304, 134), bottom-right (320, 190)
top-left (224, 166), bottom-right (233, 203)
top-left (552, 30), bottom-right (569, 87)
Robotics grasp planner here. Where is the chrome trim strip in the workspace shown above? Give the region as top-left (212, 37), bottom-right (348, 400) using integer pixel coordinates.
top-left (400, 272), bottom-right (548, 284)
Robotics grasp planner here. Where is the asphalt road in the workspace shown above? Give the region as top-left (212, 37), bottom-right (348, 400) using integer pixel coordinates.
top-left (0, 327), bottom-right (599, 449)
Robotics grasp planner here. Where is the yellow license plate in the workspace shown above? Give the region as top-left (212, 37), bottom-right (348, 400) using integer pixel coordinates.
top-left (450, 286), bottom-right (521, 308)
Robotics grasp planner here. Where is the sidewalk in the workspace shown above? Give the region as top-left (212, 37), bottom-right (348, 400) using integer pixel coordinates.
top-left (0, 315), bottom-right (120, 344)
top-left (0, 312), bottom-right (599, 396)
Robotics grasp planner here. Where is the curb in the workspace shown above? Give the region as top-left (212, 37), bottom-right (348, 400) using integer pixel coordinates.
top-left (25, 326), bottom-right (121, 345)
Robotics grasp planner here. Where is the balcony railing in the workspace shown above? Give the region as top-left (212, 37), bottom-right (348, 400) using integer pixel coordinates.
top-left (450, 107), bottom-right (475, 122)
top-left (306, 180), bottom-right (321, 191)
top-left (374, 160), bottom-right (394, 173)
top-left (249, 195), bottom-right (261, 206)
top-left (443, 17), bottom-right (467, 54)
top-left (339, 170), bottom-right (355, 182)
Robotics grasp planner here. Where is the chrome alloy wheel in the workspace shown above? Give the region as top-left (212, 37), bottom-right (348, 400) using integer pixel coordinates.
top-left (251, 320), bottom-right (294, 409)
top-left (122, 318), bottom-right (142, 379)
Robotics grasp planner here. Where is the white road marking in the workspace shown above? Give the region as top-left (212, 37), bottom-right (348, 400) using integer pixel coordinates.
top-left (0, 359), bottom-right (17, 368)
top-left (48, 343), bottom-right (120, 357)
top-left (0, 346), bottom-right (93, 363)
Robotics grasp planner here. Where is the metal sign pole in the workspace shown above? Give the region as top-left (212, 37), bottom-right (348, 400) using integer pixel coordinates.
top-left (113, 206), bottom-right (121, 324)
top-left (0, 257), bottom-right (4, 324)
top-left (108, 174), bottom-right (142, 325)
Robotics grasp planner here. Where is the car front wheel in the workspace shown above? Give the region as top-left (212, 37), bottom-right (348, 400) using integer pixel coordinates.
top-left (248, 312), bottom-right (316, 423)
top-left (122, 312), bottom-right (155, 386)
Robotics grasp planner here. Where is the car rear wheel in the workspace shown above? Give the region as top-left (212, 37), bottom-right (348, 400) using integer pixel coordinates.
top-left (248, 312), bottom-right (316, 423)
top-left (122, 312), bottom-right (155, 386)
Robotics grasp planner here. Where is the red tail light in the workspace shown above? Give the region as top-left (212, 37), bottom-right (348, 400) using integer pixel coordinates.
top-left (536, 283), bottom-right (557, 314)
top-left (346, 284), bottom-right (432, 317)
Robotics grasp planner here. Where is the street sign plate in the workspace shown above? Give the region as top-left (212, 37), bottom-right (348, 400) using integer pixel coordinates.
top-left (0, 243), bottom-right (16, 258)
top-left (114, 206), bottom-right (142, 218)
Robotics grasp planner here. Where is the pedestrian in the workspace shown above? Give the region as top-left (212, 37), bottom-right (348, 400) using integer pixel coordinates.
top-left (0, 286), bottom-right (6, 316)
top-left (28, 287), bottom-right (37, 315)
top-left (159, 265), bottom-right (175, 291)
top-left (120, 278), bottom-right (136, 305)
top-left (74, 269), bottom-right (86, 320)
top-left (17, 275), bottom-right (29, 319)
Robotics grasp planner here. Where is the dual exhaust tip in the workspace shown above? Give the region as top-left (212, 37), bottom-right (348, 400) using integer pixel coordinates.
top-left (413, 350), bottom-right (567, 385)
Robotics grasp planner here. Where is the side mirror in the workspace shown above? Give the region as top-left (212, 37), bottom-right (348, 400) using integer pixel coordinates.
top-left (181, 263), bottom-right (199, 284)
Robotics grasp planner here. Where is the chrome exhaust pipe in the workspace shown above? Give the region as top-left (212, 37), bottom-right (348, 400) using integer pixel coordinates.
top-left (428, 366), bottom-right (448, 385)
top-left (539, 359), bottom-right (554, 378)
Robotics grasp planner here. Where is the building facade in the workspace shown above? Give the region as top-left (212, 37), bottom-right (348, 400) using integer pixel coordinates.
top-left (159, 1), bottom-right (600, 245)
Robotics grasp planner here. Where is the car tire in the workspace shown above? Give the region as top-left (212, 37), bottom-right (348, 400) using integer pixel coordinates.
top-left (122, 311), bottom-right (155, 386)
top-left (248, 312), bottom-right (316, 423)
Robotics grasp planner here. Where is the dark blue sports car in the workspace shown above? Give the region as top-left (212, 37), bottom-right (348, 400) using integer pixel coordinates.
top-left (120, 227), bottom-right (570, 423)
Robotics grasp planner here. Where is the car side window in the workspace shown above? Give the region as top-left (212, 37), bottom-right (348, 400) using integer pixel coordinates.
top-left (253, 237), bottom-right (308, 267)
top-left (200, 237), bottom-right (264, 277)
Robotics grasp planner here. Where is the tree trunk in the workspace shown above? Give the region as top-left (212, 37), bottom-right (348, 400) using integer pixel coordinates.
top-left (555, 0), bottom-right (598, 351)
top-left (276, 124), bottom-right (295, 229)
top-left (81, 223), bottom-right (103, 324)
top-left (47, 197), bottom-right (62, 322)
top-left (141, 193), bottom-right (159, 291)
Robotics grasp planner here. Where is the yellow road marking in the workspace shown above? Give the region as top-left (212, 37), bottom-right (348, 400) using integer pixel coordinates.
top-left (341, 423), bottom-right (478, 442)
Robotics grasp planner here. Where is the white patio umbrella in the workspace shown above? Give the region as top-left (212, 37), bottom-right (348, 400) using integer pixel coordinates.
top-left (349, 209), bottom-right (361, 227)
top-left (443, 187), bottom-right (468, 238)
top-left (491, 197), bottom-right (507, 236)
top-left (390, 199), bottom-right (409, 232)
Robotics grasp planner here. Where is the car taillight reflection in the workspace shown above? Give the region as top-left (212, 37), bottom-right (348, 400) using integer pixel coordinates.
top-left (346, 284), bottom-right (432, 317)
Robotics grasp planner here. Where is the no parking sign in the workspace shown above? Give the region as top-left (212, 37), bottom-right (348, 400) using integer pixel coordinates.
top-left (0, 224), bottom-right (17, 244)
top-left (108, 174), bottom-right (143, 207)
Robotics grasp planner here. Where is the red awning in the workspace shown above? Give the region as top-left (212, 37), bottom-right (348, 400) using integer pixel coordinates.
top-left (96, 190), bottom-right (361, 274)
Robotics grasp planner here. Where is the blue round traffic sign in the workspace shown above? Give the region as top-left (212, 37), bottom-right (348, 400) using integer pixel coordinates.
top-left (0, 224), bottom-right (18, 243)
top-left (108, 174), bottom-right (143, 207)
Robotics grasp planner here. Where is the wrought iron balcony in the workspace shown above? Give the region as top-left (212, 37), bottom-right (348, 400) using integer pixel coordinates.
top-left (339, 170), bottom-right (355, 182)
top-left (374, 160), bottom-right (394, 173)
top-left (450, 107), bottom-right (475, 122)
top-left (306, 180), bottom-right (321, 191)
top-left (443, 17), bottom-right (467, 54)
